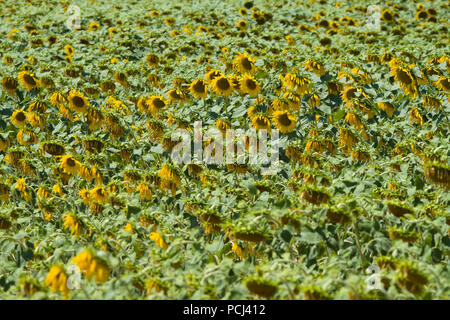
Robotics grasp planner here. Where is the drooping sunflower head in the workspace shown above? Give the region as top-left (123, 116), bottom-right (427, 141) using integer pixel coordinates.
top-left (205, 69), bottom-right (223, 84)
top-left (18, 71), bottom-right (38, 91)
top-left (59, 154), bottom-right (81, 175)
top-left (211, 75), bottom-right (234, 97)
top-left (10, 110), bottom-right (28, 128)
top-left (251, 114), bottom-right (271, 132)
top-left (1, 77), bottom-right (18, 96)
top-left (67, 90), bottom-right (89, 114)
top-left (435, 77), bottom-right (450, 92)
top-left (273, 110), bottom-right (297, 134)
top-left (233, 52), bottom-right (256, 75)
top-left (146, 53), bottom-right (159, 67)
top-left (239, 74), bottom-right (261, 97)
top-left (167, 89), bottom-right (188, 105)
top-left (90, 186), bottom-right (109, 204)
top-left (189, 79), bottom-right (208, 99)
top-left (147, 95), bottom-right (166, 116)
top-left (341, 87), bottom-right (358, 104)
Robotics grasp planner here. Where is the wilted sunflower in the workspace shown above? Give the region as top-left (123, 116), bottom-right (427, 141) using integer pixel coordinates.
top-left (90, 186), bottom-right (108, 204)
top-left (233, 52), bottom-right (256, 75)
top-left (251, 114), bottom-right (271, 132)
top-left (205, 69), bottom-right (223, 84)
top-left (67, 90), bottom-right (89, 114)
top-left (59, 154), bottom-right (81, 175)
top-left (390, 63), bottom-right (418, 97)
top-left (2, 77), bottom-right (18, 96)
top-left (435, 77), bottom-right (450, 92)
top-left (146, 53), bottom-right (159, 67)
top-left (167, 89), bottom-right (188, 106)
top-left (72, 250), bottom-right (110, 283)
top-left (189, 79), bottom-right (208, 99)
top-left (44, 266), bottom-right (70, 298)
top-left (18, 71), bottom-right (38, 91)
top-left (211, 75), bottom-right (234, 97)
top-left (305, 60), bottom-right (326, 76)
top-left (239, 75), bottom-right (261, 97)
top-left (17, 129), bottom-right (37, 145)
top-left (63, 213), bottom-right (82, 237)
top-left (10, 110), bottom-right (28, 128)
top-left (147, 95), bottom-right (166, 116)
top-left (273, 110), bottom-right (297, 133)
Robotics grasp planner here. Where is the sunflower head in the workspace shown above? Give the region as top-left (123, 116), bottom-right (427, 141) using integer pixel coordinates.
top-left (18, 71), bottom-right (38, 91)
top-left (233, 52), bottom-right (256, 75)
top-left (147, 95), bottom-right (166, 116)
top-left (251, 113), bottom-right (271, 132)
top-left (211, 75), bottom-right (234, 97)
top-left (2, 77), bottom-right (18, 95)
top-left (205, 69), bottom-right (223, 84)
top-left (273, 110), bottom-right (297, 133)
top-left (240, 74), bottom-right (261, 97)
top-left (10, 110), bottom-right (28, 128)
top-left (68, 90), bottom-right (89, 114)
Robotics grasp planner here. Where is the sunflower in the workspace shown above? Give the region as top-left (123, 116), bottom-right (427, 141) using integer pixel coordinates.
top-left (211, 75), bottom-right (234, 97)
top-left (60, 154), bottom-right (81, 175)
top-left (146, 54), bottom-right (159, 67)
top-left (88, 22), bottom-right (100, 32)
top-left (18, 71), bottom-right (38, 91)
top-left (233, 52), bottom-right (256, 75)
top-left (64, 44), bottom-right (74, 56)
top-left (239, 75), bottom-right (261, 97)
top-left (10, 110), bottom-right (28, 128)
top-left (273, 110), bottom-right (297, 133)
top-left (435, 77), bottom-right (450, 92)
top-left (308, 94), bottom-right (320, 107)
top-left (205, 69), bottom-right (223, 84)
top-left (236, 19), bottom-right (248, 29)
top-left (63, 213), bottom-right (82, 237)
top-left (377, 102), bottom-right (395, 117)
top-left (158, 164), bottom-right (181, 186)
top-left (147, 95), bottom-right (166, 116)
top-left (67, 90), bottom-right (89, 114)
top-left (44, 266), bottom-right (70, 298)
top-left (305, 60), bottom-right (326, 76)
top-left (188, 79), bottom-right (208, 99)
top-left (215, 119), bottom-right (231, 134)
top-left (167, 89), bottom-right (188, 106)
top-left (72, 250), bottom-right (110, 283)
top-left (1, 77), bottom-right (18, 96)
top-left (150, 232), bottom-right (168, 250)
top-left (17, 129), bottom-right (37, 145)
top-left (282, 91), bottom-right (301, 111)
top-left (416, 10), bottom-right (428, 20)
top-left (251, 114), bottom-right (271, 132)
top-left (50, 92), bottom-right (67, 106)
top-left (390, 64), bottom-right (418, 97)
top-left (381, 9), bottom-right (394, 23)
top-left (136, 183), bottom-right (152, 201)
top-left (89, 186), bottom-right (108, 204)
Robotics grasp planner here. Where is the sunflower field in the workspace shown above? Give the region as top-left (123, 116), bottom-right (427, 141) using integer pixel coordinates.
top-left (0, 0), bottom-right (449, 300)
